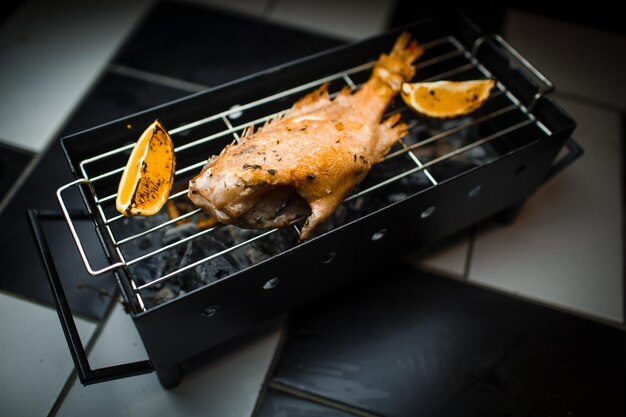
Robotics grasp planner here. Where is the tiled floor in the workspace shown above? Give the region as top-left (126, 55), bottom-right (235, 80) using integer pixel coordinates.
top-left (0, 291), bottom-right (97, 417)
top-left (470, 97), bottom-right (623, 322)
top-left (405, 230), bottom-right (471, 279)
top-left (0, 2), bottom-right (350, 416)
top-left (0, 0), bottom-right (153, 153)
top-left (0, 142), bottom-right (33, 200)
top-left (504, 10), bottom-right (626, 111)
top-left (0, 1), bottom-right (623, 416)
top-left (408, 9), bottom-right (625, 324)
top-left (55, 306), bottom-right (285, 417)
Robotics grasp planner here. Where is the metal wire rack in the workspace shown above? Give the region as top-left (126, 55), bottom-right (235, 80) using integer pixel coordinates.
top-left (57, 34), bottom-right (553, 312)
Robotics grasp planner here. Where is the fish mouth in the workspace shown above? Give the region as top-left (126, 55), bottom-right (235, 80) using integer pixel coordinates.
top-left (189, 182), bottom-right (311, 230)
top-left (236, 185), bottom-right (311, 229)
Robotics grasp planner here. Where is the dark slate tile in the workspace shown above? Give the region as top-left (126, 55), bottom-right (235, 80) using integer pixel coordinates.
top-left (0, 142), bottom-right (118, 321)
top-left (0, 138), bottom-right (107, 318)
top-left (0, 142), bottom-right (34, 200)
top-left (0, 73), bottom-right (188, 319)
top-left (255, 389), bottom-right (358, 417)
top-left (61, 71), bottom-right (190, 136)
top-left (272, 263), bottom-right (625, 417)
top-left (114, 1), bottom-right (343, 88)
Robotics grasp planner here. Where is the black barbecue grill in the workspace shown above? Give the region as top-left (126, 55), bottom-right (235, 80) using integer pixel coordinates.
top-left (29, 13), bottom-right (581, 388)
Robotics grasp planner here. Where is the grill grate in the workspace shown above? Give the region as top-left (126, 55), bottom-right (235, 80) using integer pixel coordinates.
top-left (57, 34), bottom-right (553, 312)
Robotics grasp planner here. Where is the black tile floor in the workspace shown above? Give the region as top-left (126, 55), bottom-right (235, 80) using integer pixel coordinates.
top-left (0, 142), bottom-right (33, 201)
top-left (257, 389), bottom-right (359, 417)
top-left (114, 1), bottom-right (342, 88)
top-left (255, 263), bottom-right (625, 417)
top-left (62, 72), bottom-right (190, 136)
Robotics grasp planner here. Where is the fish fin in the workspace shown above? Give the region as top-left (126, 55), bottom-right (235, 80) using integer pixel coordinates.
top-left (240, 124), bottom-right (255, 140)
top-left (383, 112), bottom-right (402, 128)
top-left (334, 85), bottom-right (353, 100)
top-left (218, 142), bottom-right (232, 156)
top-left (377, 113), bottom-right (409, 158)
top-left (291, 83), bottom-right (331, 114)
top-left (264, 112), bottom-right (284, 127)
top-left (299, 199), bottom-right (326, 241)
top-left (248, 112), bottom-right (285, 138)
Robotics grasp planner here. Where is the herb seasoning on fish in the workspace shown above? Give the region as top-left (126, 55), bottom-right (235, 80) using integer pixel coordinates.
top-left (188, 33), bottom-right (423, 240)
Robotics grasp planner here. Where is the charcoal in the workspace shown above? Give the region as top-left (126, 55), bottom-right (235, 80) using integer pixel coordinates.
top-left (348, 197), bottom-right (367, 213)
top-left (153, 287), bottom-right (177, 303)
top-left (130, 251), bottom-right (168, 285)
top-left (387, 193), bottom-right (408, 204)
top-left (161, 222), bottom-right (200, 245)
top-left (246, 228), bottom-right (296, 262)
top-left (245, 246), bottom-right (270, 265)
top-left (174, 234), bottom-right (239, 291)
top-left (114, 212), bottom-right (170, 260)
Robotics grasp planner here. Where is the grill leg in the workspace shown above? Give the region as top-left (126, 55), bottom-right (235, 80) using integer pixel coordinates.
top-left (494, 202), bottom-right (525, 225)
top-left (156, 363), bottom-right (182, 389)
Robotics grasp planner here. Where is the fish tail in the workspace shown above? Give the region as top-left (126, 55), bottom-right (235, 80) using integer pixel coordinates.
top-left (389, 32), bottom-right (423, 67)
top-left (373, 32), bottom-right (424, 91)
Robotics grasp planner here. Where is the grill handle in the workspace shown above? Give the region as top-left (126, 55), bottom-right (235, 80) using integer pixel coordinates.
top-left (56, 178), bottom-right (125, 276)
top-left (28, 209), bottom-right (154, 385)
top-left (546, 137), bottom-right (584, 182)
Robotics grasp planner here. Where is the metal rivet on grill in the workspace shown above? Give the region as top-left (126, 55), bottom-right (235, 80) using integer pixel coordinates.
top-left (371, 229), bottom-right (387, 241)
top-left (468, 185), bottom-right (482, 198)
top-left (421, 206), bottom-right (435, 219)
top-left (228, 104), bottom-right (243, 120)
top-left (321, 251), bottom-right (336, 264)
top-left (263, 277), bottom-right (280, 290)
top-left (200, 306), bottom-right (219, 318)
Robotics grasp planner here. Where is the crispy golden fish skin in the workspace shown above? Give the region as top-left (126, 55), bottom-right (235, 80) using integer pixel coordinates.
top-left (189, 33), bottom-right (423, 240)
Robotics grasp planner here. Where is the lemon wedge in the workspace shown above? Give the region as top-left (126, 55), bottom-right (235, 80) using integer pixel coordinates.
top-left (401, 79), bottom-right (496, 118)
top-left (116, 120), bottom-right (175, 216)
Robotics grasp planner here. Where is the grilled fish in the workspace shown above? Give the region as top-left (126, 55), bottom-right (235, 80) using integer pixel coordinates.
top-left (188, 33), bottom-right (423, 240)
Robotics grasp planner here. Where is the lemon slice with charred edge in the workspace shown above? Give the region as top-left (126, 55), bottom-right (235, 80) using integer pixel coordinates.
top-left (116, 120), bottom-right (175, 216)
top-left (401, 79), bottom-right (496, 118)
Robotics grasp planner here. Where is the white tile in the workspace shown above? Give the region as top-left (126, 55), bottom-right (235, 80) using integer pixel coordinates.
top-left (174, 0), bottom-right (269, 17)
top-left (0, 0), bottom-right (153, 152)
top-left (404, 231), bottom-right (471, 278)
top-left (269, 0), bottom-right (396, 41)
top-left (57, 304), bottom-right (284, 417)
top-left (504, 9), bottom-right (626, 110)
top-left (469, 97), bottom-right (623, 322)
top-left (0, 292), bottom-right (97, 417)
